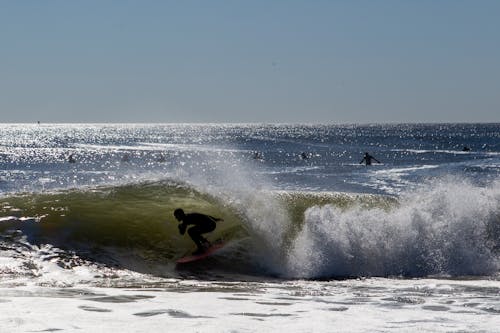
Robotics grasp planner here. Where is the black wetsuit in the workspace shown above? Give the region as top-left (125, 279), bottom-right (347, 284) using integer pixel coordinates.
top-left (178, 213), bottom-right (219, 251)
top-left (360, 154), bottom-right (380, 166)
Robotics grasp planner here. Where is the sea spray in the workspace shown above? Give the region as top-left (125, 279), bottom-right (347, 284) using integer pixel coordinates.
top-left (286, 178), bottom-right (500, 278)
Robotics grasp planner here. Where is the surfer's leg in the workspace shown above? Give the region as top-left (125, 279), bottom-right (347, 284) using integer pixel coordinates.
top-left (200, 236), bottom-right (211, 249)
top-left (197, 221), bottom-right (216, 248)
top-left (188, 226), bottom-right (205, 252)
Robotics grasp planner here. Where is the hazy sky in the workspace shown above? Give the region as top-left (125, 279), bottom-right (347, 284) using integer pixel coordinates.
top-left (1, 1), bottom-right (499, 123)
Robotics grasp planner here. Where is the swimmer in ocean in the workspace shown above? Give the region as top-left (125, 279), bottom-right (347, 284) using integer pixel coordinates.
top-left (360, 152), bottom-right (380, 166)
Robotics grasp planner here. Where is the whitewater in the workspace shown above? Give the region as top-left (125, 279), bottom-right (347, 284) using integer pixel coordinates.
top-left (0, 123), bottom-right (499, 332)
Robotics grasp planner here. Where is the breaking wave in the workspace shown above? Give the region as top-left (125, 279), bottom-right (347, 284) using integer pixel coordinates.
top-left (286, 178), bottom-right (500, 278)
top-left (0, 177), bottom-right (498, 280)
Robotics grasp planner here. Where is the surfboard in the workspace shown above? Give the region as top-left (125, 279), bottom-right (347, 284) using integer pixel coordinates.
top-left (176, 241), bottom-right (226, 264)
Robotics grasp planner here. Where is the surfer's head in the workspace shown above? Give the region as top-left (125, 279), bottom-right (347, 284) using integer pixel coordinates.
top-left (174, 208), bottom-right (185, 221)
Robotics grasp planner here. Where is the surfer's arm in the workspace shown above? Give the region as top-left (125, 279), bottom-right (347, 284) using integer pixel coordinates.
top-left (178, 222), bottom-right (187, 235)
top-left (208, 215), bottom-right (223, 222)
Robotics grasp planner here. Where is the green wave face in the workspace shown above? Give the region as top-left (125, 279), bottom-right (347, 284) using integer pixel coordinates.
top-left (0, 181), bottom-right (246, 260)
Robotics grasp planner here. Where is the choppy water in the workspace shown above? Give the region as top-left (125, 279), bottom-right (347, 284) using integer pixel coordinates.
top-left (0, 123), bottom-right (499, 332)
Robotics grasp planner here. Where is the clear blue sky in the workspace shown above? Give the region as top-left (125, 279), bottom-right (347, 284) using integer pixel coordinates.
top-left (1, 0), bottom-right (499, 123)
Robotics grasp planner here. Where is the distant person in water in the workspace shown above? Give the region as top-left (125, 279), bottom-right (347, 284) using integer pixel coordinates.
top-left (300, 152), bottom-right (310, 160)
top-left (68, 154), bottom-right (76, 163)
top-left (253, 151), bottom-right (263, 160)
top-left (174, 208), bottom-right (222, 255)
top-left (157, 154), bottom-right (166, 162)
top-left (462, 146), bottom-right (471, 152)
top-left (360, 152), bottom-right (380, 166)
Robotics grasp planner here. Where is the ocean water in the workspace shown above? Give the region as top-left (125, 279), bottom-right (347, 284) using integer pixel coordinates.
top-left (0, 123), bottom-right (499, 332)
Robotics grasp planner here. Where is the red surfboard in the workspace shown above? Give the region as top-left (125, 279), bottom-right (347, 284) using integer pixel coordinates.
top-left (176, 242), bottom-right (226, 264)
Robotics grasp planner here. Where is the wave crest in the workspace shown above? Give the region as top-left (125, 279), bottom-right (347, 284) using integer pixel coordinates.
top-left (286, 179), bottom-right (500, 278)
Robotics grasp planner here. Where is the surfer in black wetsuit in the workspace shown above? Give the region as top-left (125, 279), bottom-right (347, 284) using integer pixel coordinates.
top-left (174, 208), bottom-right (222, 255)
top-left (360, 152), bottom-right (381, 166)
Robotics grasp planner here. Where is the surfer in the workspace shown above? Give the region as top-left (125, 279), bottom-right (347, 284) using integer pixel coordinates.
top-left (360, 152), bottom-right (380, 166)
top-left (68, 154), bottom-right (76, 163)
top-left (174, 208), bottom-right (222, 255)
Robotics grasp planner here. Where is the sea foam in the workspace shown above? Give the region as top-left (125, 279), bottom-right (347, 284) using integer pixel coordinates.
top-left (286, 178), bottom-right (500, 278)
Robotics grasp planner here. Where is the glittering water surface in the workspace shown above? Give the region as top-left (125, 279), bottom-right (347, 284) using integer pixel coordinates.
top-left (1, 123), bottom-right (498, 194)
